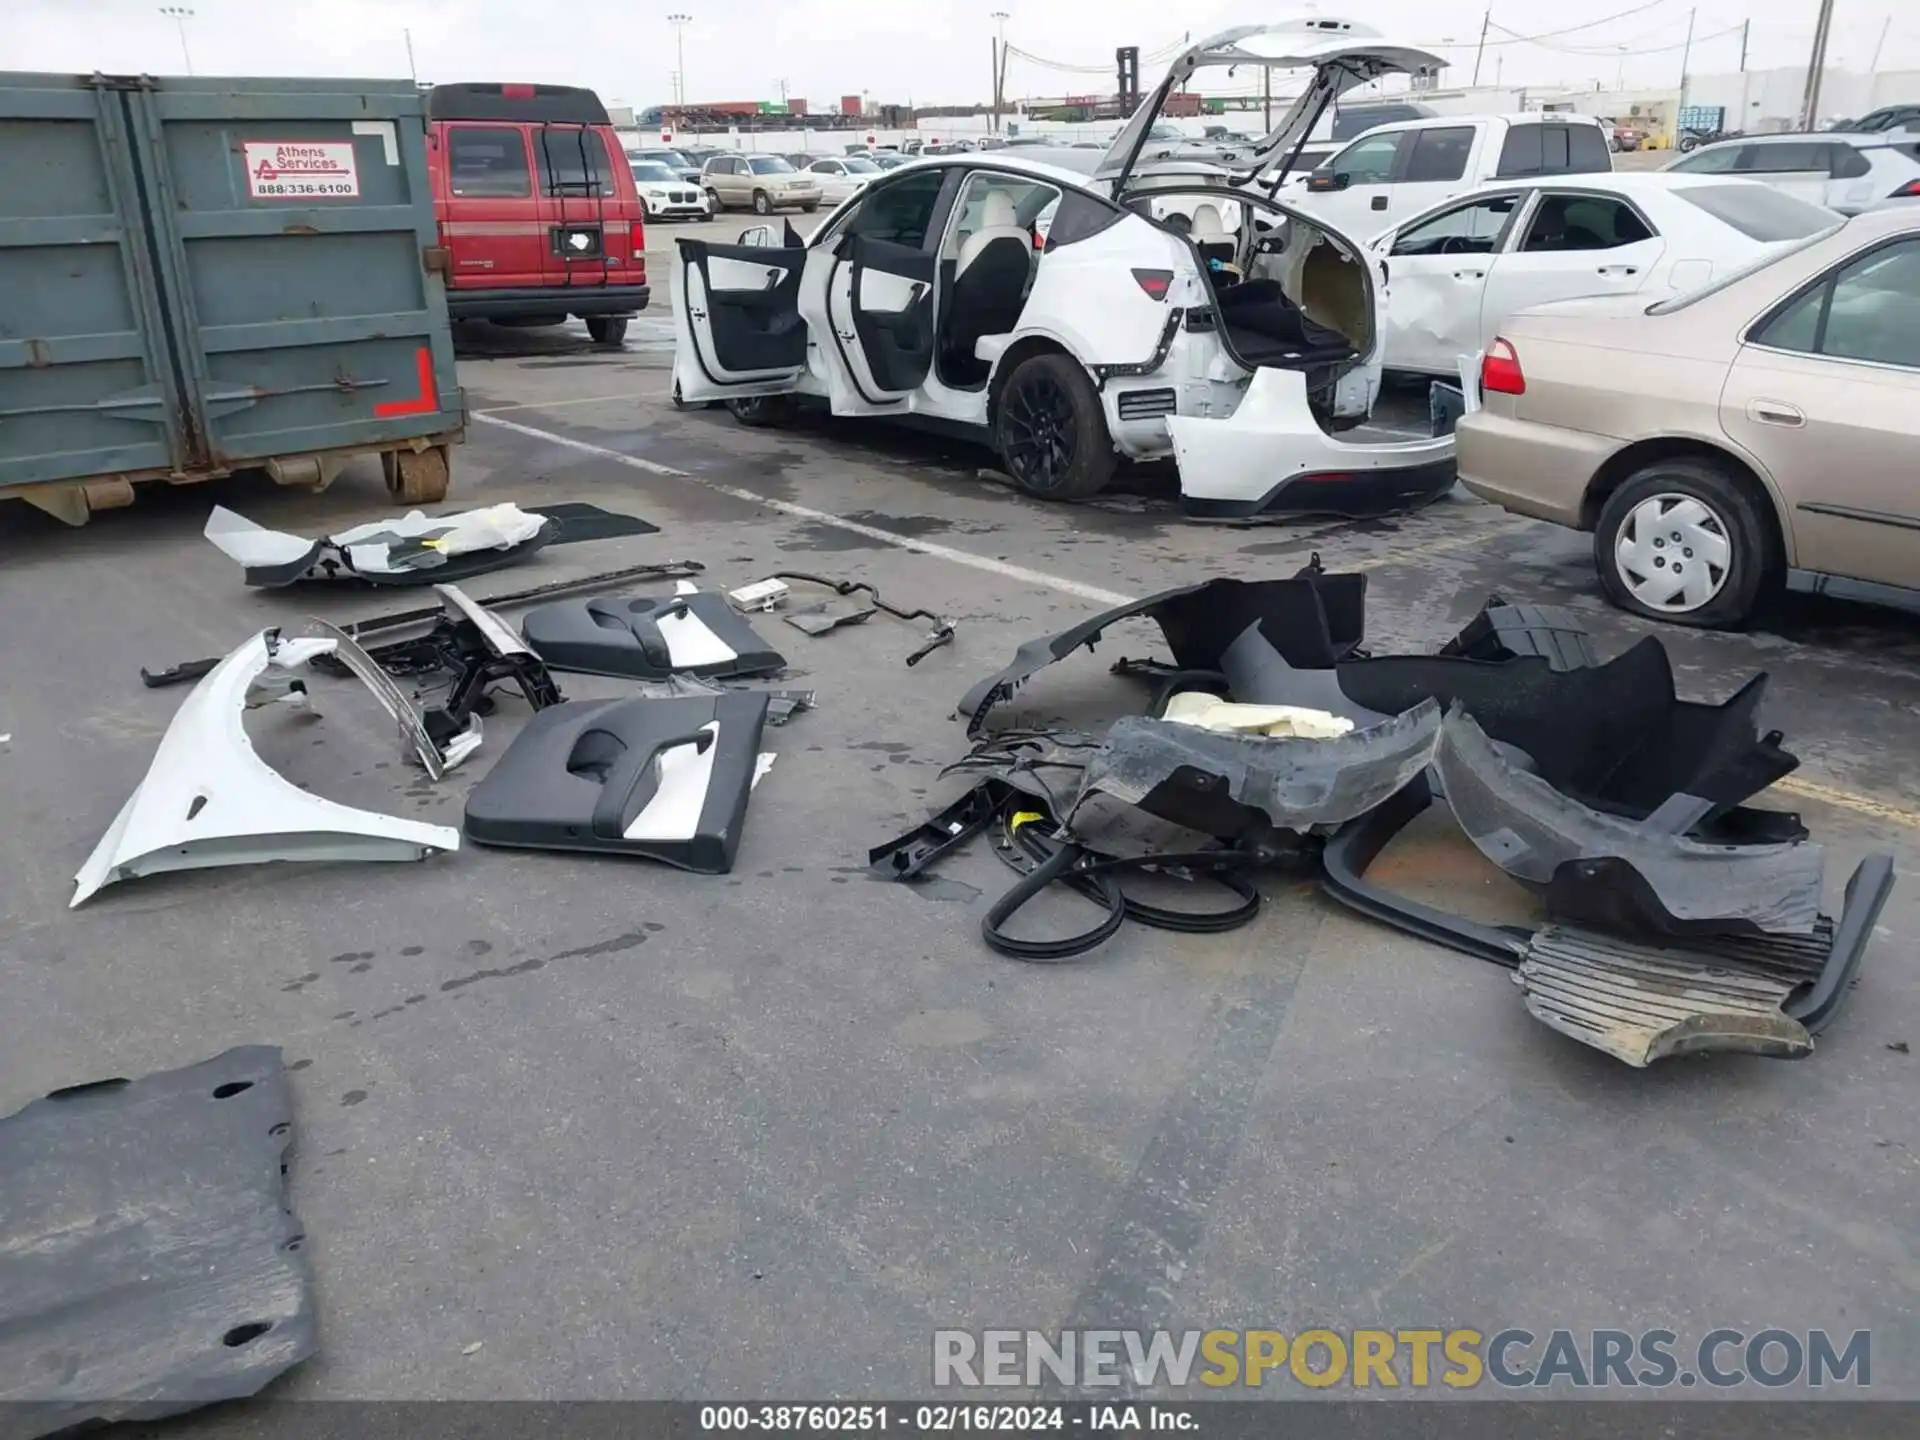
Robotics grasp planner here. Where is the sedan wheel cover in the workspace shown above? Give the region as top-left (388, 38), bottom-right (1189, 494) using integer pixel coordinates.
top-left (1614, 493), bottom-right (1732, 612)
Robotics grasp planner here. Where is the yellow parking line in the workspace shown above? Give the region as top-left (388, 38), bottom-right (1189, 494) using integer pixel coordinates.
top-left (1770, 775), bottom-right (1920, 830)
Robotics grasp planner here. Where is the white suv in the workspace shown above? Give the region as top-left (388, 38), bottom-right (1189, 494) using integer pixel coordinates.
top-left (1663, 133), bottom-right (1920, 215)
top-left (672, 21), bottom-right (1460, 519)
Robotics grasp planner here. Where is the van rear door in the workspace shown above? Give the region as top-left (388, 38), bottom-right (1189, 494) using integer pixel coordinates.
top-left (438, 123), bottom-right (545, 292)
top-left (531, 125), bottom-right (634, 293)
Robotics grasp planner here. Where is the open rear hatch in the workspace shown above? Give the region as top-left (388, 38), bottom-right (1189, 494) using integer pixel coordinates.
top-left (1096, 21), bottom-right (1444, 196)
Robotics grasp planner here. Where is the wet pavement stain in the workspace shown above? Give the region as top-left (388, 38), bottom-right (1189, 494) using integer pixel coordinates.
top-left (438, 930), bottom-right (650, 993)
top-left (340, 1089), bottom-right (368, 1107)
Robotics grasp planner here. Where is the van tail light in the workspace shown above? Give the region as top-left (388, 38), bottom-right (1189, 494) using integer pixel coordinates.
top-left (1132, 268), bottom-right (1173, 300)
top-left (1889, 179), bottom-right (1920, 197)
top-left (1481, 337), bottom-right (1526, 396)
top-left (502, 83), bottom-right (536, 99)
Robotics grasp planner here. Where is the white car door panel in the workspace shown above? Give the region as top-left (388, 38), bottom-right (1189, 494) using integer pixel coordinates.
top-left (1479, 239), bottom-right (1664, 343)
top-left (671, 239), bottom-right (809, 402)
top-left (1380, 191), bottom-right (1522, 375)
top-left (821, 235), bottom-right (938, 411)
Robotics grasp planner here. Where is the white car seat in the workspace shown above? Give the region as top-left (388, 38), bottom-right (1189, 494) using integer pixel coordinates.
top-left (1189, 202), bottom-right (1236, 271)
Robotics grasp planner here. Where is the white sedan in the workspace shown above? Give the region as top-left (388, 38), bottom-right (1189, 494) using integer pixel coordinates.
top-left (625, 158), bottom-right (710, 221)
top-left (803, 155), bottom-right (884, 204)
top-left (1371, 172), bottom-right (1842, 375)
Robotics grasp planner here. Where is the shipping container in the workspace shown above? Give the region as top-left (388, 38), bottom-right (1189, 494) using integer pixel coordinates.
top-left (0, 71), bottom-right (464, 525)
top-left (840, 95), bottom-right (863, 116)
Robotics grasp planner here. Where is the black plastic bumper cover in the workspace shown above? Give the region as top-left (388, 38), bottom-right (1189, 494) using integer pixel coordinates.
top-left (447, 284), bottom-right (651, 320)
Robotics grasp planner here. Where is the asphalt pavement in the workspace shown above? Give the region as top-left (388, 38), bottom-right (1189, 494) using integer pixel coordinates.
top-left (2, 192), bottom-right (1916, 1413)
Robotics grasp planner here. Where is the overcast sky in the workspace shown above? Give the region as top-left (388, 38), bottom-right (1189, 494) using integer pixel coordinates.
top-left (5, 0), bottom-right (1916, 109)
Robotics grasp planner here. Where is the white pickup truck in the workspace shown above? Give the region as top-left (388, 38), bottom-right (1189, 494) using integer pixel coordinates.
top-left (1286, 113), bottom-right (1614, 238)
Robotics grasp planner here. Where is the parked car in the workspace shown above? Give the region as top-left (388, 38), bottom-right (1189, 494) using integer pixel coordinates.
top-left (426, 82), bottom-right (649, 345)
top-left (1328, 100), bottom-right (1435, 142)
top-left (803, 155), bottom-right (883, 204)
top-left (1609, 122), bottom-right (1643, 152)
top-left (625, 158), bottom-right (709, 221)
top-left (1289, 112), bottom-right (1613, 237)
top-left (1371, 173), bottom-right (1842, 376)
top-left (626, 146), bottom-right (702, 184)
top-left (672, 23), bottom-right (1454, 516)
top-left (1456, 207), bottom-right (1920, 627)
top-left (701, 153), bottom-right (823, 214)
top-left (1663, 132), bottom-right (1920, 214)
top-left (867, 152), bottom-right (912, 170)
top-left (1845, 104), bottom-right (1920, 134)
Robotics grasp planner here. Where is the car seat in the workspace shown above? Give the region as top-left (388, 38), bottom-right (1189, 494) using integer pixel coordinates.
top-left (1189, 203), bottom-right (1237, 274)
top-left (942, 191), bottom-right (1033, 385)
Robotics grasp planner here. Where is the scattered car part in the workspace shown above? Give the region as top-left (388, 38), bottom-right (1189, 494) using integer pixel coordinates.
top-left (785, 597), bottom-right (877, 636)
top-left (73, 631), bottom-right (460, 907)
top-left (463, 692), bottom-right (771, 873)
top-left (309, 586), bottom-right (563, 755)
top-left (955, 563), bottom-right (1363, 734)
top-left (1067, 700), bottom-right (1442, 846)
top-left (761, 689), bottom-right (816, 725)
top-left (303, 621), bottom-right (483, 779)
top-left (1160, 693), bottom-right (1354, 737)
top-left (769, 573), bottom-right (956, 666)
top-left (138, 560), bottom-right (707, 689)
top-left (205, 502), bottom-right (553, 587)
top-left (521, 589), bottom-right (786, 680)
top-left (869, 778), bottom-right (1019, 880)
top-left (1435, 594), bottom-right (1600, 670)
top-left (1434, 707), bottom-right (1823, 939)
top-left (1319, 760), bottom-right (1897, 1065)
top-left (727, 578), bottom-right (791, 612)
top-left (0, 1046), bottom-right (314, 1440)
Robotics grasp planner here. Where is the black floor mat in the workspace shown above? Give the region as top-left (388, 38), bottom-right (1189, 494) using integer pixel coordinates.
top-left (0, 1047), bottom-right (315, 1438)
top-left (537, 502), bottom-right (661, 545)
top-left (464, 692), bottom-right (771, 872)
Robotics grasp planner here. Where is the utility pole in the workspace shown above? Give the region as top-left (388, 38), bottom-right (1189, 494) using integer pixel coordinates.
top-left (990, 12), bottom-right (1009, 133)
top-left (1738, 18), bottom-right (1749, 71)
top-left (667, 13), bottom-right (692, 107)
top-left (403, 27), bottom-right (417, 84)
top-left (1799, 0), bottom-right (1837, 130)
top-left (158, 7), bottom-right (195, 75)
top-left (1678, 7), bottom-right (1695, 103)
top-left (1471, 8), bottom-right (1490, 88)
top-left (1870, 15), bottom-right (1892, 71)
top-left (776, 77), bottom-right (788, 104)
top-left (1263, 66), bottom-right (1272, 133)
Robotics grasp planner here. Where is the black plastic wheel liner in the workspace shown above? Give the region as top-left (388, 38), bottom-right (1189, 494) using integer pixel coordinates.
top-left (0, 1047), bottom-right (315, 1439)
top-left (1067, 700), bottom-right (1442, 843)
top-left (464, 692), bottom-right (770, 873)
top-left (1435, 706), bottom-right (1824, 939)
top-left (954, 564), bottom-right (1363, 735)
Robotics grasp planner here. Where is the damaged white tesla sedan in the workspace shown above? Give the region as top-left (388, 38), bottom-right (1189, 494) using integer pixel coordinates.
top-left (671, 20), bottom-right (1454, 518)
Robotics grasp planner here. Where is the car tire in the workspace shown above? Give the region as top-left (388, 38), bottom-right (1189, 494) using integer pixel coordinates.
top-left (753, 190), bottom-right (772, 215)
top-left (1593, 458), bottom-right (1774, 629)
top-left (726, 394), bottom-right (798, 428)
top-left (993, 352), bottom-right (1116, 501)
top-left (705, 187), bottom-right (723, 211)
top-left (586, 316), bottom-right (629, 346)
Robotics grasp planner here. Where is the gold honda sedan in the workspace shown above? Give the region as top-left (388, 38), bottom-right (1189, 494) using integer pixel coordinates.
top-left (1456, 207), bottom-right (1920, 627)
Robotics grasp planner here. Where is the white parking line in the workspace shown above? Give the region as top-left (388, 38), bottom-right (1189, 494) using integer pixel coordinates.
top-left (474, 411), bottom-right (1135, 604)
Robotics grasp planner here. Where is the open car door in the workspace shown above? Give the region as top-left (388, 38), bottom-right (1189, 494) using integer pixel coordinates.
top-left (1097, 21), bottom-right (1445, 196)
top-left (818, 234), bottom-right (937, 412)
top-left (672, 238), bottom-right (809, 403)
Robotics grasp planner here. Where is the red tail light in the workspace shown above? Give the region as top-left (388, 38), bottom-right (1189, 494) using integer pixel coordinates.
top-left (1890, 179), bottom-right (1920, 197)
top-left (1481, 337), bottom-right (1526, 396)
top-left (502, 83), bottom-right (536, 99)
top-left (1132, 268), bottom-right (1173, 301)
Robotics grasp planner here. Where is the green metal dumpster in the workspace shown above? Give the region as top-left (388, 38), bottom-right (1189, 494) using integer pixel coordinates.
top-left (0, 72), bottom-right (464, 524)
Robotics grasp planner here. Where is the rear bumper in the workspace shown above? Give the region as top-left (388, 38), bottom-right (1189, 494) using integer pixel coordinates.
top-left (1455, 408), bottom-right (1612, 529)
top-left (447, 285), bottom-right (650, 321)
top-left (1167, 368), bottom-right (1458, 519)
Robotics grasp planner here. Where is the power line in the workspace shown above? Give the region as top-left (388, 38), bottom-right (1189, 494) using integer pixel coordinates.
top-left (1482, 1), bottom-right (1671, 46)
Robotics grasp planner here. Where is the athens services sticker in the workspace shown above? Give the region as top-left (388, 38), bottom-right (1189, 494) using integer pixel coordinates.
top-left (243, 140), bottom-right (360, 198)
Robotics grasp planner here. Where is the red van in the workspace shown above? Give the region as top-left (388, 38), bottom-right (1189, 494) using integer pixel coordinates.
top-left (424, 83), bottom-right (649, 344)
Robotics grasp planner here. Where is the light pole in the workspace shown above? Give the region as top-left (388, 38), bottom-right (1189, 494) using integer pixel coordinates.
top-left (667, 14), bottom-right (692, 107)
top-left (991, 10), bottom-right (1009, 132)
top-left (159, 6), bottom-right (195, 75)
